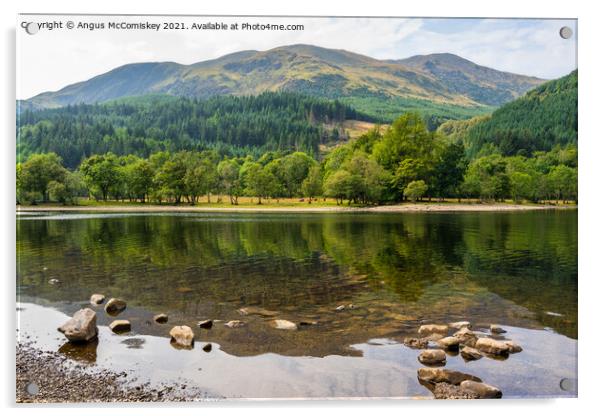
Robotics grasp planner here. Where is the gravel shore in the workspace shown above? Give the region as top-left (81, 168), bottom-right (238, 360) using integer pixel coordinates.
top-left (16, 342), bottom-right (218, 403)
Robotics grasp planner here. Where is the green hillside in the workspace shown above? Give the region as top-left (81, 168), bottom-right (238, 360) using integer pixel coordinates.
top-left (396, 53), bottom-right (543, 106)
top-left (438, 70), bottom-right (577, 158)
top-left (22, 45), bottom-right (543, 123)
top-left (17, 92), bottom-right (366, 168)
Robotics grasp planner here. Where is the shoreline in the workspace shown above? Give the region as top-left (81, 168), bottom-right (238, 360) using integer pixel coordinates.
top-left (16, 342), bottom-right (215, 403)
top-left (16, 202), bottom-right (576, 214)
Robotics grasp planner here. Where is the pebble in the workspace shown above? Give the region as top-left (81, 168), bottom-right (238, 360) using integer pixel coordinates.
top-left (154, 314), bottom-right (168, 324)
top-left (197, 319), bottom-right (213, 329)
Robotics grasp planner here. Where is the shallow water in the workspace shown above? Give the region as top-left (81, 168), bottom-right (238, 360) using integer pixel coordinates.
top-left (16, 210), bottom-right (577, 398)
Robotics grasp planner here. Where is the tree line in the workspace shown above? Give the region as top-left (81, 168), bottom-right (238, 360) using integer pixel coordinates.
top-left (16, 113), bottom-right (577, 206)
top-left (18, 92), bottom-right (368, 169)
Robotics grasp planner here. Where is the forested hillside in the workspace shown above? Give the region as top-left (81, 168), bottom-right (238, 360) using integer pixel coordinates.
top-left (439, 71), bottom-right (577, 158)
top-left (17, 113), bottom-right (577, 207)
top-left (16, 66), bottom-right (578, 207)
top-left (18, 92), bottom-right (365, 168)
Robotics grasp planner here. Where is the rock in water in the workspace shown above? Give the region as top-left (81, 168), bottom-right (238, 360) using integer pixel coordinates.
top-left (475, 337), bottom-right (510, 355)
top-left (153, 313), bottom-right (168, 324)
top-left (418, 349), bottom-right (447, 365)
top-left (109, 320), bottom-right (131, 333)
top-left (169, 325), bottom-right (194, 349)
top-left (202, 343), bottom-right (212, 352)
top-left (90, 294), bottom-right (105, 305)
top-left (417, 368), bottom-right (482, 385)
top-left (104, 298), bottom-right (127, 316)
top-left (224, 320), bottom-right (245, 328)
top-left (460, 380), bottom-right (503, 399)
top-left (453, 327), bottom-right (478, 347)
top-left (433, 382), bottom-right (478, 399)
top-left (460, 346), bottom-right (483, 361)
top-left (403, 337), bottom-right (429, 349)
top-left (197, 319), bottom-right (213, 329)
top-left (418, 324), bottom-right (448, 336)
top-left (238, 307), bottom-right (278, 317)
top-left (437, 336), bottom-right (460, 351)
top-left (503, 340), bottom-right (523, 353)
top-left (490, 324), bottom-right (507, 334)
top-left (57, 308), bottom-right (98, 342)
top-left (424, 333), bottom-right (445, 342)
top-left (449, 321), bottom-right (472, 330)
top-left (271, 319), bottom-right (297, 330)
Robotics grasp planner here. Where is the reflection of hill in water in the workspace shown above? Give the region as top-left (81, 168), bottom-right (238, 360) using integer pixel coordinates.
top-left (17, 210), bottom-right (577, 355)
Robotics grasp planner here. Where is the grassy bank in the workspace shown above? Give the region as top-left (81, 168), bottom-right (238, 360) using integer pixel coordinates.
top-left (17, 197), bottom-right (576, 213)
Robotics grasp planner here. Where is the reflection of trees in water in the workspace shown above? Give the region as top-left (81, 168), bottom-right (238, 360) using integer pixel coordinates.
top-left (17, 211), bottom-right (577, 338)
top-left (458, 212), bottom-right (577, 338)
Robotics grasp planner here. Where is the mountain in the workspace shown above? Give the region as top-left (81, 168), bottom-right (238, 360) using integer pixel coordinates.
top-left (395, 53), bottom-right (543, 106)
top-left (22, 44), bottom-right (544, 122)
top-left (438, 70), bottom-right (577, 157)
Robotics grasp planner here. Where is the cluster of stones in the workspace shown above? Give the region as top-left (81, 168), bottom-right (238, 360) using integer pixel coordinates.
top-left (403, 321), bottom-right (523, 399)
top-left (57, 296), bottom-right (313, 351)
top-left (56, 293), bottom-right (216, 351)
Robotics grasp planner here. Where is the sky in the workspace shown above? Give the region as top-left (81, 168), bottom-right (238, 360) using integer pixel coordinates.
top-left (17, 16), bottom-right (577, 99)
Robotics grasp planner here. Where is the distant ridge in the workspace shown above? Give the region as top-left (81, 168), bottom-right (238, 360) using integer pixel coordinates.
top-left (23, 44), bottom-right (545, 115)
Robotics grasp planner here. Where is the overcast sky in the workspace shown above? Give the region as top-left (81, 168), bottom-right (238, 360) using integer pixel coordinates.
top-left (17, 16), bottom-right (577, 99)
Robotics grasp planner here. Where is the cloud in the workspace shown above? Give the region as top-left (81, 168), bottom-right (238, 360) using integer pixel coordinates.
top-left (17, 16), bottom-right (576, 98)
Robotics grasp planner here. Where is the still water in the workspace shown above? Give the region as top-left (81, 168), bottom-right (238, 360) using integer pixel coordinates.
top-left (16, 210), bottom-right (577, 398)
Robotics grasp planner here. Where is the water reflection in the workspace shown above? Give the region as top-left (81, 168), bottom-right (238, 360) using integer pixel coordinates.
top-left (17, 210), bottom-right (577, 358)
top-left (17, 302), bottom-right (578, 399)
top-left (58, 338), bottom-right (98, 363)
top-left (121, 338), bottom-right (146, 349)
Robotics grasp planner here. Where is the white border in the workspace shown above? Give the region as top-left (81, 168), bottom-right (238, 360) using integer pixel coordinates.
top-left (2, 0), bottom-right (600, 414)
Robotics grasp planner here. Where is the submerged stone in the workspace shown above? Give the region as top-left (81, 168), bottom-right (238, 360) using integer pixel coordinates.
top-left (238, 307), bottom-right (278, 317)
top-left (104, 298), bottom-right (127, 316)
top-left (418, 368), bottom-right (481, 386)
top-left (90, 294), bottom-right (105, 305)
top-left (224, 320), bottom-right (245, 328)
top-left (271, 319), bottom-right (297, 330)
top-left (197, 319), bottom-right (213, 329)
top-left (449, 321), bottom-right (472, 330)
top-left (154, 313), bottom-right (168, 324)
top-left (418, 324), bottom-right (448, 336)
top-left (109, 320), bottom-right (131, 333)
top-left (490, 324), bottom-right (507, 334)
top-left (403, 337), bottom-right (429, 349)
